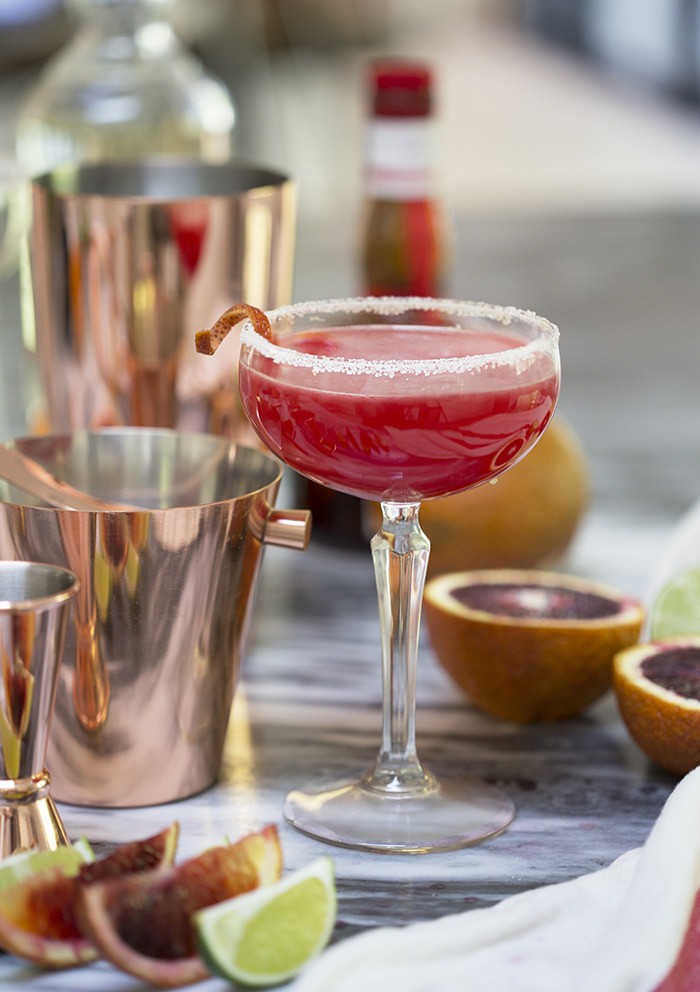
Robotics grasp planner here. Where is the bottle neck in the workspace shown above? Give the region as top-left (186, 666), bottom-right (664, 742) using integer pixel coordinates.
top-left (65, 0), bottom-right (179, 65)
top-left (68, 0), bottom-right (172, 34)
top-left (365, 117), bottom-right (434, 200)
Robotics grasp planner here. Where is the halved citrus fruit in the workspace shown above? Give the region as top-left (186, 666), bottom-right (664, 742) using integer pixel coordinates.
top-left (424, 569), bottom-right (644, 722)
top-left (0, 823), bottom-right (178, 968)
top-left (614, 638), bottom-right (700, 775)
top-left (74, 823), bottom-right (282, 988)
top-left (195, 856), bottom-right (336, 987)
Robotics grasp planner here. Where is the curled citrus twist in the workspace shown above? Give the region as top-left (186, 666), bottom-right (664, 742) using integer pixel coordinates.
top-left (195, 303), bottom-right (273, 355)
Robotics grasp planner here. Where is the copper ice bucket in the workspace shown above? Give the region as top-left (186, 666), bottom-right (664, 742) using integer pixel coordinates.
top-left (26, 158), bottom-right (295, 439)
top-left (0, 428), bottom-right (309, 807)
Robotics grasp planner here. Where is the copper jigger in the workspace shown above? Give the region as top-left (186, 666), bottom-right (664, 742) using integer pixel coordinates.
top-left (0, 561), bottom-right (78, 859)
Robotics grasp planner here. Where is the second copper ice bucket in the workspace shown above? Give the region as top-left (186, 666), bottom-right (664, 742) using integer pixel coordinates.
top-left (0, 428), bottom-right (309, 807)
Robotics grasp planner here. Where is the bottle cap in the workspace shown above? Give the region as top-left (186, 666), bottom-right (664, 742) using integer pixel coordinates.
top-left (370, 61), bottom-right (433, 118)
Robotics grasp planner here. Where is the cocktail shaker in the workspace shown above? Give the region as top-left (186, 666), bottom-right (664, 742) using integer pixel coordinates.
top-left (26, 158), bottom-right (295, 440)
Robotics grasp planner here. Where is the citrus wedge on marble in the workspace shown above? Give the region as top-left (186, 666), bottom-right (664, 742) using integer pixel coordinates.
top-left (74, 824), bottom-right (282, 987)
top-left (614, 638), bottom-right (700, 775)
top-left (195, 856), bottom-right (336, 987)
top-left (424, 569), bottom-right (644, 721)
top-left (0, 823), bottom-right (177, 968)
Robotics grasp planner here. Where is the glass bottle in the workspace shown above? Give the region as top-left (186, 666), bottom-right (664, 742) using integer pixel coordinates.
top-left (299, 60), bottom-right (450, 550)
top-left (15, 0), bottom-right (235, 175)
top-left (14, 0), bottom-right (235, 432)
top-left (361, 59), bottom-right (448, 297)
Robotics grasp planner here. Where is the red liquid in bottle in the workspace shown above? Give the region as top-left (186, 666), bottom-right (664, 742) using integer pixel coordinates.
top-left (299, 61), bottom-right (451, 547)
top-left (362, 60), bottom-right (447, 297)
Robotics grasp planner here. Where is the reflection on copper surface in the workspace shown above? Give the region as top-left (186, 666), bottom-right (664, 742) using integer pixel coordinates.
top-left (0, 563), bottom-right (78, 857)
top-left (29, 160), bottom-right (295, 438)
top-left (0, 430), bottom-right (310, 808)
top-left (167, 201), bottom-right (209, 276)
top-left (221, 690), bottom-right (257, 808)
top-left (0, 615), bottom-right (36, 778)
top-left (0, 771), bottom-right (69, 858)
top-left (58, 511), bottom-right (110, 733)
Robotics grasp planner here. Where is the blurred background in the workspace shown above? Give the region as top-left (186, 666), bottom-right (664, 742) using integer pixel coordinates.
top-left (2, 0), bottom-right (700, 285)
top-left (1, 0), bottom-right (700, 571)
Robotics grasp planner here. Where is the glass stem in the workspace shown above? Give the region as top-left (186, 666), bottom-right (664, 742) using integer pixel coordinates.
top-left (364, 501), bottom-right (435, 797)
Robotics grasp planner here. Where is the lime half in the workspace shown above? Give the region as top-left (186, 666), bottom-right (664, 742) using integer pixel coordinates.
top-left (0, 837), bottom-right (94, 893)
top-left (195, 856), bottom-right (336, 987)
top-left (651, 567), bottom-right (700, 640)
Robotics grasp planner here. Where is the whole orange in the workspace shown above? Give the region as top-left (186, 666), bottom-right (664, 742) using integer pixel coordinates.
top-left (365, 418), bottom-right (589, 575)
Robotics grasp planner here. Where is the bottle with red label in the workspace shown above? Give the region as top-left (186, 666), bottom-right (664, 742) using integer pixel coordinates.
top-left (299, 60), bottom-right (449, 550)
top-left (362, 59), bottom-right (448, 297)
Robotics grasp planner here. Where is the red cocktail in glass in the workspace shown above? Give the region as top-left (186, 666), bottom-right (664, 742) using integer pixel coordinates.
top-left (237, 297), bottom-right (561, 852)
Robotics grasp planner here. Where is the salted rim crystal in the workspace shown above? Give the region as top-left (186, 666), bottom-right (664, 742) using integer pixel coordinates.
top-left (239, 297), bottom-right (560, 378)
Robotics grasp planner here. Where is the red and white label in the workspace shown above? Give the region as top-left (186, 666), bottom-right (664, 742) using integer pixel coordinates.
top-left (365, 120), bottom-right (434, 200)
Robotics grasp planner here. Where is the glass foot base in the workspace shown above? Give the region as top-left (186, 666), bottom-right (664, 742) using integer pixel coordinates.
top-left (284, 775), bottom-right (515, 853)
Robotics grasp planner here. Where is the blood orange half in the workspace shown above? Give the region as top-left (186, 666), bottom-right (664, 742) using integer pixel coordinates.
top-left (425, 569), bottom-right (644, 722)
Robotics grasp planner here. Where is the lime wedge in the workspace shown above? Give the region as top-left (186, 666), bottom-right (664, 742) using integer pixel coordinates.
top-left (0, 837), bottom-right (94, 893)
top-left (651, 567), bottom-right (700, 640)
top-left (194, 856), bottom-right (336, 987)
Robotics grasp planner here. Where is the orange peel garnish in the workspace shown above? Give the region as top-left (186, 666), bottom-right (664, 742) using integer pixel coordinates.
top-left (195, 303), bottom-right (273, 355)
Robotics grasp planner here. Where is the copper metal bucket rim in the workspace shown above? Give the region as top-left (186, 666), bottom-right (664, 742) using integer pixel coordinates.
top-left (0, 560), bottom-right (79, 611)
top-left (32, 157), bottom-right (292, 204)
top-left (7, 427), bottom-right (285, 513)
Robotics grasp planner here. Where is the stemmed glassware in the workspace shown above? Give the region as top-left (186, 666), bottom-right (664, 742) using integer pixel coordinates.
top-left (209, 296), bottom-right (560, 853)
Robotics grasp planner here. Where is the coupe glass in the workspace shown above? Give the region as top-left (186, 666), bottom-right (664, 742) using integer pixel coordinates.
top-left (238, 297), bottom-right (561, 853)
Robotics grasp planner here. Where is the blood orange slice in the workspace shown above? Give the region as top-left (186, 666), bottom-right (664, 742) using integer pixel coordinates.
top-left (0, 822), bottom-right (178, 968)
top-left (614, 638), bottom-right (700, 775)
top-left (0, 837), bottom-right (93, 894)
top-left (74, 824), bottom-right (282, 988)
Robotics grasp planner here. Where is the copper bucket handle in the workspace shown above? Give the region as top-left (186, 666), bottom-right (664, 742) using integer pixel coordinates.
top-left (262, 508), bottom-right (311, 550)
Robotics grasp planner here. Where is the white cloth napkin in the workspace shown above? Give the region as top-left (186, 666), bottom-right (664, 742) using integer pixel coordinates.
top-left (291, 768), bottom-right (700, 992)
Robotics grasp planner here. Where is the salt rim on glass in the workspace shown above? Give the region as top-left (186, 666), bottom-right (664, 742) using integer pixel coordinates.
top-left (240, 297), bottom-right (560, 379)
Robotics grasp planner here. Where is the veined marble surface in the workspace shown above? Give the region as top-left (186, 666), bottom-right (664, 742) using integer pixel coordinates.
top-left (0, 508), bottom-right (680, 990)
